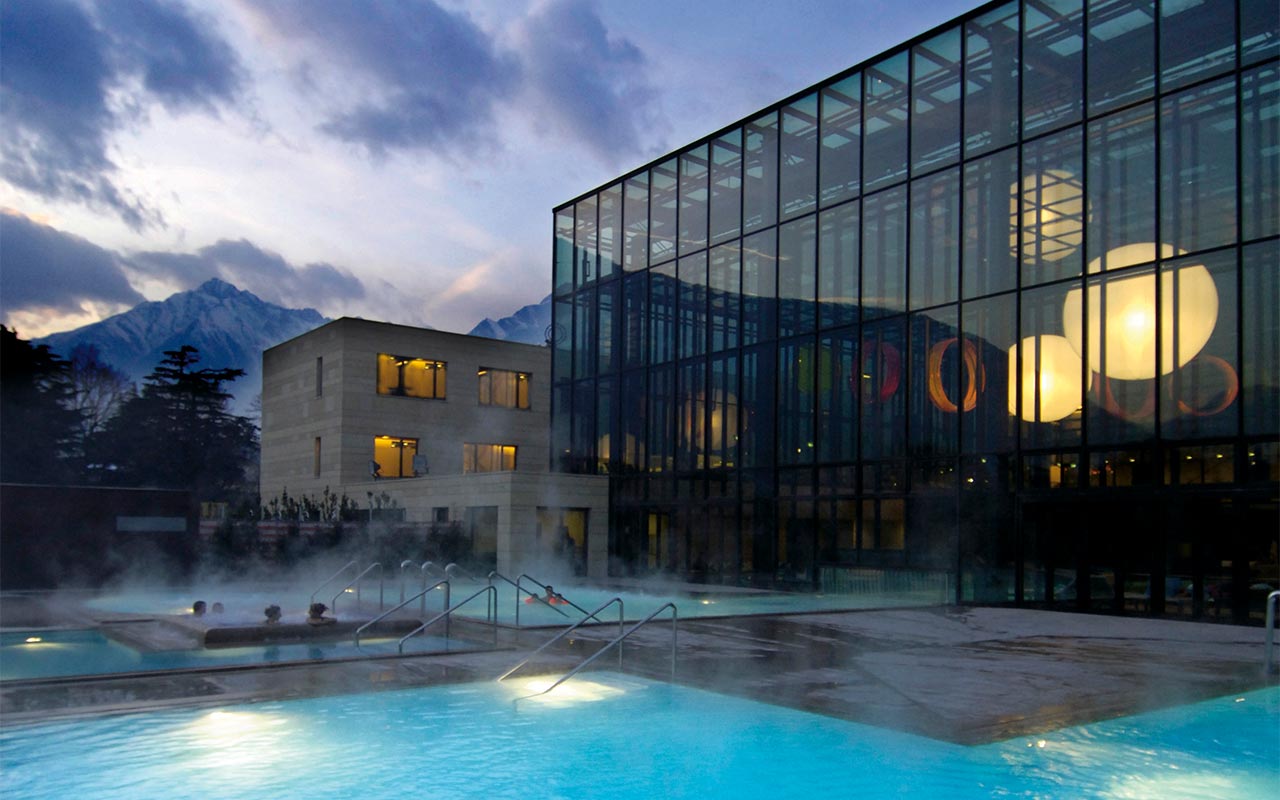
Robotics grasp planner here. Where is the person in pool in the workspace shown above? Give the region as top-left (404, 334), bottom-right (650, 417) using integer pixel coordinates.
top-left (264, 604), bottom-right (282, 624)
top-left (307, 602), bottom-right (336, 625)
top-left (192, 600), bottom-right (207, 617)
top-left (524, 585), bottom-right (568, 605)
top-left (211, 602), bottom-right (225, 614)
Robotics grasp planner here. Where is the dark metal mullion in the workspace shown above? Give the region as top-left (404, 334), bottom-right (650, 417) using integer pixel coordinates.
top-left (1014, 0), bottom-right (1028, 606)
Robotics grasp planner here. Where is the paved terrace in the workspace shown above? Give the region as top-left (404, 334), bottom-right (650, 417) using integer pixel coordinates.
top-left (1, 592), bottom-right (1275, 744)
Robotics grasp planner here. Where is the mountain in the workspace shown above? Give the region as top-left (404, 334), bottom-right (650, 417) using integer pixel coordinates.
top-left (37, 279), bottom-right (326, 416)
top-left (467, 294), bottom-right (551, 345)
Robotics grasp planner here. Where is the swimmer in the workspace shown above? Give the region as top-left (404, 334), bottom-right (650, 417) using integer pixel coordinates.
top-left (263, 604), bottom-right (282, 624)
top-left (192, 600), bottom-right (207, 617)
top-left (211, 602), bottom-right (225, 614)
top-left (307, 602), bottom-right (336, 626)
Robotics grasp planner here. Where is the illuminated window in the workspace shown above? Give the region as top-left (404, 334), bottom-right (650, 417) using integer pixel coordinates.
top-left (373, 436), bottom-right (419, 478)
top-left (463, 443), bottom-right (517, 473)
top-left (377, 354), bottom-right (446, 398)
top-left (477, 368), bottom-right (530, 409)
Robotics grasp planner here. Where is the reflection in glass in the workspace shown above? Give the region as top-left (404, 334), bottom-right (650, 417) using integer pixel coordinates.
top-left (1161, 251), bottom-right (1237, 441)
top-left (909, 168), bottom-right (960, 309)
top-left (861, 186), bottom-right (907, 318)
top-left (1243, 240), bottom-right (1279, 436)
top-left (778, 339), bottom-right (815, 465)
top-left (1018, 128), bottom-right (1085, 285)
top-left (622, 272), bottom-right (646, 369)
top-left (910, 308), bottom-right (960, 456)
top-left (554, 208), bottom-right (574, 296)
top-left (1242, 0), bottom-right (1280, 64)
top-left (778, 216), bottom-right (816, 337)
top-left (1087, 103), bottom-right (1156, 265)
top-left (679, 145), bottom-right (709, 255)
top-left (1022, 0), bottom-right (1084, 135)
top-left (710, 131), bottom-right (743, 244)
top-left (962, 294), bottom-right (1016, 453)
top-left (1086, 0), bottom-right (1155, 113)
top-left (709, 243), bottom-right (741, 353)
top-left (818, 202), bottom-right (859, 329)
top-left (1242, 65), bottom-right (1279, 241)
top-left (744, 112), bottom-right (779, 233)
top-left (911, 28), bottom-right (961, 172)
top-left (1160, 0), bottom-right (1236, 90)
top-left (678, 253), bottom-right (708, 359)
top-left (820, 75), bottom-right (861, 206)
top-left (649, 263), bottom-right (676, 365)
top-left (863, 52), bottom-right (909, 192)
top-left (964, 1), bottom-right (1019, 156)
top-left (623, 175), bottom-right (648, 272)
top-left (780, 93), bottom-right (818, 219)
top-left (742, 230), bottom-right (776, 345)
top-left (818, 332), bottom-right (857, 463)
top-left (1019, 285), bottom-right (1084, 448)
top-left (649, 159), bottom-right (678, 266)
top-left (861, 317), bottom-right (906, 459)
top-left (598, 184), bottom-right (621, 280)
top-left (1160, 77), bottom-right (1237, 254)
top-left (963, 147), bottom-right (1018, 298)
top-left (575, 195), bottom-right (597, 287)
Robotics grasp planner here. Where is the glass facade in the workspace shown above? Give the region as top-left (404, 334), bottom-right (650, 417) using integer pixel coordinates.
top-left (551, 0), bottom-right (1278, 622)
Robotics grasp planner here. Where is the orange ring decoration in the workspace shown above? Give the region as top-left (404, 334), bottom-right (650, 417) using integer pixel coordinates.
top-left (1098, 375), bottom-right (1157, 421)
top-left (853, 341), bottom-right (901, 403)
top-left (1170, 355), bottom-right (1239, 417)
top-left (926, 337), bottom-right (986, 413)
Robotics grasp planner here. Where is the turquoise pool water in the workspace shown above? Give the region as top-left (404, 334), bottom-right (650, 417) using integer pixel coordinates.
top-left (2, 675), bottom-right (1275, 799)
top-left (0, 629), bottom-right (455, 681)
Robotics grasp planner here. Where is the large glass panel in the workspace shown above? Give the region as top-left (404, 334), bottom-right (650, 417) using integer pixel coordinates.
top-left (1018, 127), bottom-right (1085, 286)
top-left (571, 380), bottom-right (594, 471)
top-left (623, 175), bottom-right (648, 272)
top-left (860, 316), bottom-right (907, 459)
top-left (778, 216), bottom-right (817, 337)
top-left (552, 298), bottom-right (572, 381)
top-left (554, 207), bottom-right (574, 296)
top-left (909, 167), bottom-right (961, 309)
top-left (861, 185), bottom-right (907, 318)
top-left (649, 159), bottom-right (678, 266)
top-left (598, 280), bottom-right (617, 374)
top-left (961, 293), bottom-right (1017, 453)
top-left (1242, 0), bottom-right (1280, 64)
top-left (818, 331), bottom-right (858, 463)
top-left (741, 343), bottom-right (776, 469)
top-left (818, 201), bottom-right (859, 329)
top-left (709, 243), bottom-right (741, 353)
top-left (679, 145), bottom-right (709, 256)
top-left (743, 111), bottom-right (779, 234)
top-left (551, 382), bottom-right (571, 470)
top-left (1086, 0), bottom-right (1155, 114)
top-left (863, 52), bottom-right (909, 192)
top-left (1243, 64), bottom-right (1280, 242)
top-left (708, 354), bottom-right (739, 469)
top-left (962, 146), bottom-right (1019, 298)
top-left (1086, 103), bottom-right (1156, 269)
top-left (778, 339), bottom-right (816, 465)
top-left (1160, 77), bottom-right (1237, 254)
top-left (710, 130), bottom-right (742, 244)
top-left (573, 288), bottom-right (595, 380)
top-left (598, 184), bottom-right (621, 281)
top-left (1022, 0), bottom-right (1084, 136)
top-left (622, 272), bottom-right (646, 369)
top-left (1078, 265), bottom-right (1159, 445)
top-left (911, 28), bottom-right (962, 172)
top-left (575, 195), bottom-right (597, 287)
top-left (1017, 283), bottom-right (1086, 449)
top-left (619, 371), bottom-right (646, 471)
top-left (819, 75), bottom-right (861, 207)
top-left (678, 252), bottom-right (708, 360)
top-left (910, 306), bottom-right (960, 456)
top-left (1243, 240), bottom-right (1280, 435)
top-left (1160, 0), bottom-right (1236, 91)
top-left (742, 230), bottom-right (777, 345)
top-left (780, 93), bottom-right (819, 220)
top-left (647, 366), bottom-right (674, 473)
top-left (597, 377), bottom-right (615, 474)
top-left (1161, 250), bottom-right (1239, 440)
top-left (649, 263), bottom-right (676, 365)
top-left (677, 359), bottom-right (706, 471)
top-left (964, 1), bottom-right (1020, 156)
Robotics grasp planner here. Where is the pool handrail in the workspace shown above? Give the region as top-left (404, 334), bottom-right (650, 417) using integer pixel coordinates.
top-left (309, 560), bottom-right (359, 606)
top-left (515, 573), bottom-right (585, 624)
top-left (496, 597), bottom-right (626, 683)
top-left (398, 585), bottom-right (499, 653)
top-left (518, 603), bottom-right (678, 701)
top-left (1266, 590), bottom-right (1280, 675)
top-left (330, 562), bottom-right (383, 613)
top-left (355, 579), bottom-right (450, 649)
top-left (445, 563), bottom-right (480, 581)
top-left (399, 560), bottom-right (420, 603)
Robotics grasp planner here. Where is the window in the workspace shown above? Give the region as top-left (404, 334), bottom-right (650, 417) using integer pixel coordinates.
top-left (315, 356), bottom-right (323, 397)
top-left (373, 436), bottom-right (419, 479)
top-left (313, 437), bottom-right (321, 478)
top-left (463, 443), bottom-right (517, 473)
top-left (377, 354), bottom-right (445, 398)
top-left (477, 368), bottom-right (530, 409)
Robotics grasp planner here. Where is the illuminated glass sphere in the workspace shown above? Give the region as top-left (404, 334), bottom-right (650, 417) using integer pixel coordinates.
top-left (1007, 335), bottom-right (1088, 422)
top-left (1061, 243), bottom-right (1218, 381)
top-left (1010, 170), bottom-right (1086, 263)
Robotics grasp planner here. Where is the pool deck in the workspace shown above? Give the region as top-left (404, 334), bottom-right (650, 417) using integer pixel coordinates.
top-left (2, 591), bottom-right (1276, 744)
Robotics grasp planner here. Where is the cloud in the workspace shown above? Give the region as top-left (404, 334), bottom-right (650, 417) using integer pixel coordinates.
top-left (0, 211), bottom-right (146, 319)
top-left (250, 0), bottom-right (519, 157)
top-left (0, 0), bottom-right (244, 229)
top-left (511, 0), bottom-right (661, 164)
top-left (126, 238), bottom-right (367, 312)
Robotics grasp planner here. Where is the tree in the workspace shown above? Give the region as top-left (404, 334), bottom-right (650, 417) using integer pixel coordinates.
top-left (93, 346), bottom-right (258, 500)
top-left (0, 326), bottom-right (81, 484)
top-left (65, 343), bottom-right (132, 469)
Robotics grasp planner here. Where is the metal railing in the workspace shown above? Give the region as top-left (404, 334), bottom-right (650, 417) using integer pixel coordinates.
top-left (1266, 590), bottom-right (1280, 675)
top-left (399, 560), bottom-right (420, 603)
top-left (397, 585), bottom-right (499, 653)
top-left (309, 560), bottom-right (359, 606)
top-left (497, 597), bottom-right (626, 683)
top-left (354, 579), bottom-right (450, 649)
top-left (517, 603), bottom-right (678, 700)
top-left (330, 562), bottom-right (383, 613)
top-left (516, 573), bottom-right (589, 625)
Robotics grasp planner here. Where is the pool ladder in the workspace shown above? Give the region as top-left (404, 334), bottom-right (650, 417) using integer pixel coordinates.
top-left (501, 602), bottom-right (678, 699)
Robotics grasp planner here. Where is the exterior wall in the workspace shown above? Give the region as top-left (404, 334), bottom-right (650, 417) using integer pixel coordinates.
top-left (551, 0), bottom-right (1280, 621)
top-left (262, 318), bottom-right (551, 502)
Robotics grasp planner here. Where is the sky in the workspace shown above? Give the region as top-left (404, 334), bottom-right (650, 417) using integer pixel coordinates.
top-left (0, 0), bottom-right (981, 339)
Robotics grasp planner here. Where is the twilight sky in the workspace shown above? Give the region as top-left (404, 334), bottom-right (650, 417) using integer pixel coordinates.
top-left (1, 0), bottom-right (980, 338)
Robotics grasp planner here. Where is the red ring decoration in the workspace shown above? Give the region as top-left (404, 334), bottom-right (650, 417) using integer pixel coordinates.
top-left (926, 337), bottom-right (986, 413)
top-left (852, 341), bottom-right (901, 403)
top-left (1098, 374), bottom-right (1157, 421)
top-left (1170, 355), bottom-right (1239, 417)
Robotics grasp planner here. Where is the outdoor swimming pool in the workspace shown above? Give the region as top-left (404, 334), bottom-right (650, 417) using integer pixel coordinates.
top-left (1, 675), bottom-right (1274, 799)
top-left (0, 629), bottom-right (456, 682)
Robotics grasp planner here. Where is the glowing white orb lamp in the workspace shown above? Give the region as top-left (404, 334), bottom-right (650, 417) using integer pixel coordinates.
top-left (1007, 335), bottom-right (1089, 422)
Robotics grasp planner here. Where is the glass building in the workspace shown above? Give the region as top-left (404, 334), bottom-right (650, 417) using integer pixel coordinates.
top-left (551, 0), bottom-right (1279, 623)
